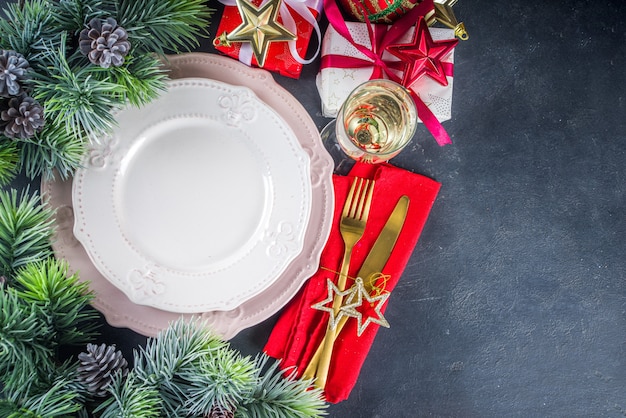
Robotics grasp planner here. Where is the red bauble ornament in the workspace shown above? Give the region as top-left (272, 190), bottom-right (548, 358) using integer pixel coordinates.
top-left (337, 0), bottom-right (422, 23)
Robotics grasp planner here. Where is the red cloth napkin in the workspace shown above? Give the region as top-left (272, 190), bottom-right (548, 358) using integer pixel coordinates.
top-left (264, 162), bottom-right (441, 403)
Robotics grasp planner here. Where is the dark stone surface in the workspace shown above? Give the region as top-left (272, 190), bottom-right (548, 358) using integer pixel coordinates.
top-left (3, 0), bottom-right (626, 416)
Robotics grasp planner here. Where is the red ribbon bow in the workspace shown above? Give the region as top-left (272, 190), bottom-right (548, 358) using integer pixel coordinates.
top-left (321, 0), bottom-right (454, 146)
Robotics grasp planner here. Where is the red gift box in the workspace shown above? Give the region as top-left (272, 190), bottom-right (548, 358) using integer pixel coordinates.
top-left (214, 0), bottom-right (322, 78)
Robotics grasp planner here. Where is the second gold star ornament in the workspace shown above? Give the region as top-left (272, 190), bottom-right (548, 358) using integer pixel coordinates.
top-left (214, 0), bottom-right (296, 67)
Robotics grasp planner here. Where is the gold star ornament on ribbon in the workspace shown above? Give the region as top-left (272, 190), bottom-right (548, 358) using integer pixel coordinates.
top-left (311, 278), bottom-right (363, 331)
top-left (340, 277), bottom-right (390, 337)
top-left (214, 0), bottom-right (296, 67)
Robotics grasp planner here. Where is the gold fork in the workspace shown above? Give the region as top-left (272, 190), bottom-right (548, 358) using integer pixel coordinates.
top-left (311, 177), bottom-right (374, 389)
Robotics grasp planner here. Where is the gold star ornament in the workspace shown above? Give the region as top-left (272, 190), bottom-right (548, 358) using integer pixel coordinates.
top-left (214, 0), bottom-right (296, 67)
top-left (311, 278), bottom-right (362, 331)
top-left (340, 277), bottom-right (390, 337)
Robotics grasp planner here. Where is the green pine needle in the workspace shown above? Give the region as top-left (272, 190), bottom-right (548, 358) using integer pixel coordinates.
top-left (33, 41), bottom-right (126, 137)
top-left (95, 372), bottom-right (163, 418)
top-left (16, 122), bottom-right (88, 181)
top-left (0, 400), bottom-right (20, 417)
top-left (92, 53), bottom-right (168, 108)
top-left (0, 139), bottom-right (20, 187)
top-left (14, 258), bottom-right (99, 347)
top-left (51, 0), bottom-right (106, 34)
top-left (134, 319), bottom-right (228, 385)
top-left (0, 0), bottom-right (62, 67)
top-left (3, 376), bottom-right (84, 418)
top-left (133, 318), bottom-right (228, 415)
top-left (0, 188), bottom-right (55, 278)
top-left (238, 355), bottom-right (328, 418)
top-left (115, 0), bottom-right (214, 55)
top-left (178, 347), bottom-right (257, 416)
top-left (0, 287), bottom-right (55, 391)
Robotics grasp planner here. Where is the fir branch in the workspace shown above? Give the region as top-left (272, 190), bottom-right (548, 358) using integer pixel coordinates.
top-left (16, 122), bottom-right (87, 181)
top-left (51, 0), bottom-right (107, 35)
top-left (115, 0), bottom-right (214, 55)
top-left (134, 319), bottom-right (228, 384)
top-left (3, 376), bottom-right (84, 418)
top-left (0, 188), bottom-right (55, 278)
top-left (0, 287), bottom-right (55, 392)
top-left (92, 52), bottom-right (168, 108)
top-left (0, 0), bottom-right (63, 69)
top-left (0, 139), bottom-right (19, 187)
top-left (32, 35), bottom-right (126, 137)
top-left (14, 258), bottom-right (100, 347)
top-left (237, 355), bottom-right (328, 418)
top-left (133, 318), bottom-right (229, 415)
top-left (0, 400), bottom-right (20, 417)
top-left (95, 371), bottom-right (162, 418)
top-left (178, 347), bottom-right (257, 416)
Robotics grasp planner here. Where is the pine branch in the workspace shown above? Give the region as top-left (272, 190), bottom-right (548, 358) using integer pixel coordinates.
top-left (0, 400), bottom-right (21, 418)
top-left (237, 355), bottom-right (328, 418)
top-left (51, 0), bottom-right (107, 35)
top-left (115, 0), bottom-right (214, 55)
top-left (133, 318), bottom-right (228, 416)
top-left (32, 35), bottom-right (126, 137)
top-left (0, 188), bottom-right (55, 278)
top-left (95, 371), bottom-right (162, 418)
top-left (91, 52), bottom-right (168, 108)
top-left (0, 139), bottom-right (19, 187)
top-left (14, 258), bottom-right (100, 347)
top-left (177, 346), bottom-right (257, 416)
top-left (0, 287), bottom-right (55, 392)
top-left (16, 122), bottom-right (87, 181)
top-left (0, 0), bottom-right (63, 69)
top-left (2, 376), bottom-right (84, 418)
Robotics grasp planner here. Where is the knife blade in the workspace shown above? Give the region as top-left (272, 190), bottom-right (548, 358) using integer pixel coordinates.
top-left (356, 194), bottom-right (410, 291)
top-left (302, 195), bottom-right (410, 379)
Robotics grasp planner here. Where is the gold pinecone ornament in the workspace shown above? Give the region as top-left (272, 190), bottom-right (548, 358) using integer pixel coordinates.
top-left (78, 343), bottom-right (129, 397)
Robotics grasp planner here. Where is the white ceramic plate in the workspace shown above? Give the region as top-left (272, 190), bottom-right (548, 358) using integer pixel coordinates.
top-left (72, 78), bottom-right (312, 313)
top-left (43, 53), bottom-right (334, 339)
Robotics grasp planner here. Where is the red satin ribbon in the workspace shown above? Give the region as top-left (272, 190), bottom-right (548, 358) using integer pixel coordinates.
top-left (322, 0), bottom-right (453, 146)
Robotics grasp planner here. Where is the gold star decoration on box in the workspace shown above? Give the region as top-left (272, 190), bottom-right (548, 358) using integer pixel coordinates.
top-left (214, 0), bottom-right (296, 67)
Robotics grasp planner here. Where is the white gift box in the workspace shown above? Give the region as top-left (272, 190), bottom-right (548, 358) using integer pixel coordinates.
top-left (316, 22), bottom-right (455, 120)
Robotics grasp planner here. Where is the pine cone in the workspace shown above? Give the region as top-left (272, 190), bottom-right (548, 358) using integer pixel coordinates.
top-left (79, 17), bottom-right (131, 68)
top-left (78, 343), bottom-right (129, 397)
top-left (207, 404), bottom-right (235, 418)
top-left (0, 95), bottom-right (45, 139)
top-left (0, 50), bottom-right (30, 97)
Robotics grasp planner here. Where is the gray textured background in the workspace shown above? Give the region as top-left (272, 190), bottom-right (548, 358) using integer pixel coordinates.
top-left (4, 0), bottom-right (626, 416)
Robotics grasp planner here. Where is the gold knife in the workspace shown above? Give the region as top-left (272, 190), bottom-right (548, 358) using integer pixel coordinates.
top-left (356, 195), bottom-right (409, 293)
top-left (302, 195), bottom-right (410, 379)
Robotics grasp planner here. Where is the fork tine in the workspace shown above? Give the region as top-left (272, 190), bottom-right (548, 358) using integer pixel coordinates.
top-left (351, 178), bottom-right (373, 220)
top-left (343, 177), bottom-right (359, 218)
top-left (348, 178), bottom-right (364, 219)
top-left (359, 179), bottom-right (374, 220)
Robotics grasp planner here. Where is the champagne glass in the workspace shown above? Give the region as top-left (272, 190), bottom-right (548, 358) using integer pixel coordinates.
top-left (321, 79), bottom-right (417, 175)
